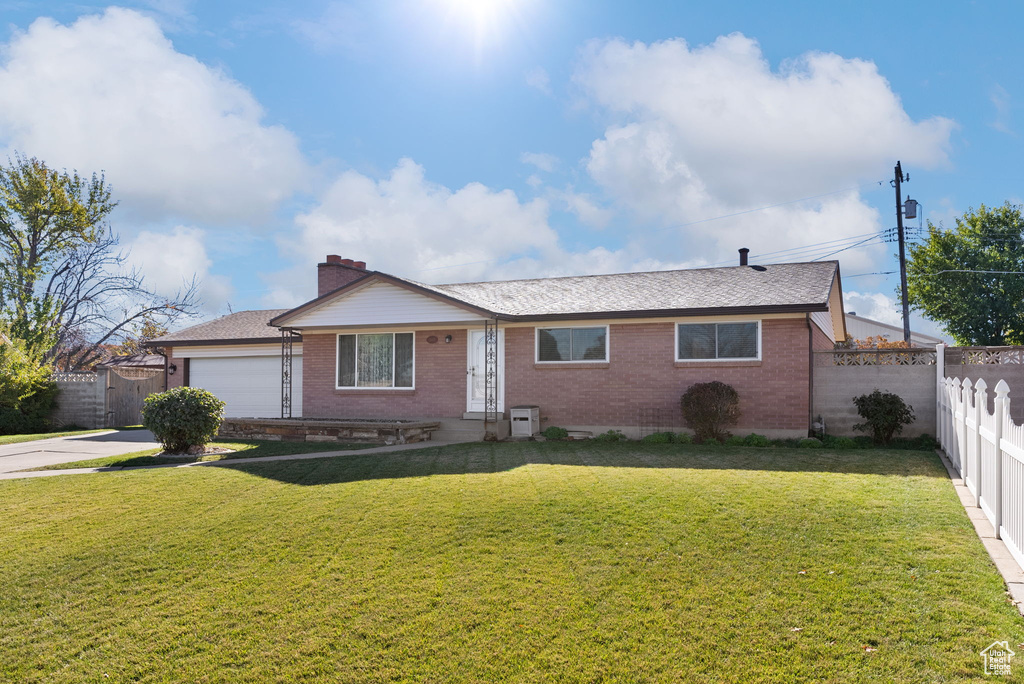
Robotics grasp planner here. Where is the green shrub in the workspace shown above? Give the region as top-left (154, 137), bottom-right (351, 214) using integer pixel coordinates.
top-left (798, 437), bottom-right (823, 449)
top-left (823, 435), bottom-right (858, 449)
top-left (743, 433), bottom-right (771, 448)
top-left (724, 435), bottom-right (746, 446)
top-left (542, 426), bottom-right (569, 441)
top-left (680, 381), bottom-right (740, 442)
top-left (641, 431), bottom-right (673, 444)
top-left (853, 390), bottom-right (915, 444)
top-left (594, 429), bottom-right (626, 442)
top-left (673, 432), bottom-right (693, 444)
top-left (701, 438), bottom-right (722, 447)
top-left (0, 337), bottom-right (58, 435)
top-left (141, 387), bottom-right (226, 454)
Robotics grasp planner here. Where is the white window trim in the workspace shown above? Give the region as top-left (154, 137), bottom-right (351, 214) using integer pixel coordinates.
top-left (535, 325), bottom-right (610, 364)
top-left (336, 331), bottom-right (416, 390)
top-left (674, 320), bottom-right (761, 362)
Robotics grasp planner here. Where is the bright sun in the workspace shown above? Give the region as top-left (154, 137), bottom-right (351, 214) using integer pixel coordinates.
top-left (435, 0), bottom-right (525, 52)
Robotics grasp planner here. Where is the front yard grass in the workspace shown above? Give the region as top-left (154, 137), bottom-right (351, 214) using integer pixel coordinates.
top-left (26, 438), bottom-right (380, 470)
top-left (1, 442), bottom-right (1020, 682)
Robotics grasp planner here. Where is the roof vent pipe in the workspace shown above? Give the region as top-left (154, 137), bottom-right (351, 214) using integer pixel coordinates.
top-left (739, 248), bottom-right (749, 266)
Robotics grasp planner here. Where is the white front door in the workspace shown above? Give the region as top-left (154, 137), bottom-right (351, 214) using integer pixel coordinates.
top-left (467, 329), bottom-right (504, 413)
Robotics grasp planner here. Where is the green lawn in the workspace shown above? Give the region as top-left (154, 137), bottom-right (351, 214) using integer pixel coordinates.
top-left (27, 439), bottom-right (380, 470)
top-left (1, 442), bottom-right (1020, 682)
top-left (0, 428), bottom-right (108, 445)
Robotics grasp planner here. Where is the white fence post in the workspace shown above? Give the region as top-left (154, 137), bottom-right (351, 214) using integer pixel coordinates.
top-left (975, 378), bottom-right (987, 509)
top-left (936, 343), bottom-right (945, 444)
top-left (995, 379), bottom-right (1010, 540)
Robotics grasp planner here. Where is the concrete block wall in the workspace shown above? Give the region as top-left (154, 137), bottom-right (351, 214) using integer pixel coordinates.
top-left (51, 370), bottom-right (107, 429)
top-left (813, 361), bottom-right (936, 437)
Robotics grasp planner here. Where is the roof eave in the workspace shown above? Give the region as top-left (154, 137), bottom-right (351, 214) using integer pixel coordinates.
top-left (504, 303), bottom-right (829, 322)
top-left (143, 336), bottom-right (296, 349)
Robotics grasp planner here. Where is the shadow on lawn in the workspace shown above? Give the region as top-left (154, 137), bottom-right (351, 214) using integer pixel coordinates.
top-left (217, 441), bottom-right (947, 487)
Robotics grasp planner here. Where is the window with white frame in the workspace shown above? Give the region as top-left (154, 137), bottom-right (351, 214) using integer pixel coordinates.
top-left (536, 326), bottom-right (608, 362)
top-left (337, 332), bottom-right (414, 388)
top-left (676, 322), bottom-right (759, 361)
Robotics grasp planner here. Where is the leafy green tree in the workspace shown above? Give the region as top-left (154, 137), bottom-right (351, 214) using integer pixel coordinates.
top-left (0, 330), bottom-right (58, 434)
top-left (0, 155), bottom-right (198, 368)
top-left (907, 203), bottom-right (1024, 345)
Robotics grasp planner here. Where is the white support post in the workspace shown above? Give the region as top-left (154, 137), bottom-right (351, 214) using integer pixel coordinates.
top-left (995, 379), bottom-right (1010, 540)
top-left (974, 378), bottom-right (987, 509)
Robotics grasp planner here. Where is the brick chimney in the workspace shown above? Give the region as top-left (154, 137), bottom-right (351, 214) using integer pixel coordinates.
top-left (318, 255), bottom-right (368, 296)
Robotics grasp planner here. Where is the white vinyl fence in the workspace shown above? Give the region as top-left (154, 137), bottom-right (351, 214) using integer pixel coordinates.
top-left (938, 376), bottom-right (1024, 571)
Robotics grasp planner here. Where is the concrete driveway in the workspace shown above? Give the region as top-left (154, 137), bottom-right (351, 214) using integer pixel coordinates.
top-left (0, 430), bottom-right (161, 474)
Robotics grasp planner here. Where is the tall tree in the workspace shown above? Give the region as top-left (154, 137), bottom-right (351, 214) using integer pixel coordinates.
top-left (0, 155), bottom-right (199, 368)
top-left (907, 202), bottom-right (1024, 345)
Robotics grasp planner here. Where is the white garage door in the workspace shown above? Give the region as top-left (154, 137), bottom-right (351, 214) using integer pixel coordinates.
top-left (189, 355), bottom-right (302, 418)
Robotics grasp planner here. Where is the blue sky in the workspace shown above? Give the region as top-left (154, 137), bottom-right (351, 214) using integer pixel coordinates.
top-left (1, 1), bottom-right (1021, 338)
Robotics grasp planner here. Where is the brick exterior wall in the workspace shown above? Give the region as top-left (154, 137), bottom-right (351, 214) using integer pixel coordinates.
top-left (811, 320), bottom-right (834, 350)
top-left (318, 261), bottom-right (367, 297)
top-left (302, 329), bottom-right (469, 419)
top-left (300, 318), bottom-right (813, 433)
top-left (504, 319), bottom-right (811, 433)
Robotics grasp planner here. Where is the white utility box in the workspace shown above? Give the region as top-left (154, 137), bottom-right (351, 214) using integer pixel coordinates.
top-left (510, 405), bottom-right (540, 436)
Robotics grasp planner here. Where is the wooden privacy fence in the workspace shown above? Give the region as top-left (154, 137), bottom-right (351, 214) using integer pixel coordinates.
top-left (938, 376), bottom-right (1024, 572)
top-left (51, 367), bottom-right (165, 428)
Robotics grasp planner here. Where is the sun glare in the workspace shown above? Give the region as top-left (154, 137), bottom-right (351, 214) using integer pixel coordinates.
top-left (433, 0), bottom-right (528, 56)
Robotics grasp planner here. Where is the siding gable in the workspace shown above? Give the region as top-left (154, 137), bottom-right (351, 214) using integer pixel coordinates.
top-left (284, 281), bottom-right (484, 328)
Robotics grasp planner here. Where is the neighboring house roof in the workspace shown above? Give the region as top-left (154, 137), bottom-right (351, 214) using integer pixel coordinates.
top-left (96, 353), bottom-right (166, 369)
top-left (844, 313), bottom-right (945, 346)
top-left (272, 261), bottom-right (841, 327)
top-left (147, 309), bottom-right (291, 347)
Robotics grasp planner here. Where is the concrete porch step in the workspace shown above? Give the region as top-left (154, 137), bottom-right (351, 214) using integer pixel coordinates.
top-left (431, 418), bottom-right (510, 443)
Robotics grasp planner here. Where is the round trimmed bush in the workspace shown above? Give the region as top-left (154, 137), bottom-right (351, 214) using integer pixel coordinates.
top-left (797, 437), bottom-right (823, 449)
top-left (824, 435), bottom-right (857, 450)
top-left (724, 435), bottom-right (746, 447)
top-left (674, 432), bottom-right (693, 444)
top-left (680, 381), bottom-right (740, 442)
top-left (853, 389), bottom-right (915, 445)
top-left (141, 386), bottom-right (226, 454)
top-left (743, 433), bottom-right (771, 448)
top-left (542, 426), bottom-right (569, 441)
top-left (594, 430), bottom-right (626, 442)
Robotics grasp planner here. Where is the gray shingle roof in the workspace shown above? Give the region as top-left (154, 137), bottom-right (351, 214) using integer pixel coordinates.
top-left (160, 261), bottom-right (839, 343)
top-left (149, 309), bottom-right (289, 346)
top-left (416, 261), bottom-right (838, 317)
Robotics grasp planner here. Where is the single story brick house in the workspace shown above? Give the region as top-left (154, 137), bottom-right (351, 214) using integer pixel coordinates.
top-left (148, 252), bottom-right (846, 439)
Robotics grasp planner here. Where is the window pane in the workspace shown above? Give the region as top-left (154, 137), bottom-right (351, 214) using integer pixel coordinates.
top-left (538, 328), bottom-right (571, 361)
top-left (678, 324), bottom-right (716, 359)
top-left (571, 327), bottom-right (607, 361)
top-left (357, 333), bottom-right (393, 387)
top-left (717, 323), bottom-right (757, 359)
top-left (337, 335), bottom-right (356, 387)
top-left (394, 333), bottom-right (414, 387)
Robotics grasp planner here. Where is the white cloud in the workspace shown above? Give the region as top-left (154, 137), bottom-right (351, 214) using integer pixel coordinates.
top-left (574, 34), bottom-right (957, 271)
top-left (266, 158), bottom-right (562, 304)
top-left (0, 8), bottom-right (308, 225)
top-left (125, 226), bottom-right (232, 314)
top-left (525, 66), bottom-right (551, 94)
top-left (520, 151), bottom-right (559, 172)
top-left (990, 83), bottom-right (1014, 136)
top-left (290, 2), bottom-right (364, 54)
top-left (558, 189), bottom-right (612, 229)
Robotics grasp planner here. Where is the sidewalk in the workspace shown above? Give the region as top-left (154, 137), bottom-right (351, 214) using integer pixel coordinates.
top-left (0, 429), bottom-right (161, 474)
top-left (936, 449), bottom-right (1024, 616)
top-left (0, 439), bottom-right (460, 480)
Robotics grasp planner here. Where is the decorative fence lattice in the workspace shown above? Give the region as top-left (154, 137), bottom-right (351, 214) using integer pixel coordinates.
top-left (816, 349), bottom-right (937, 366)
top-left (946, 347), bottom-right (1024, 366)
top-left (52, 372), bottom-right (98, 383)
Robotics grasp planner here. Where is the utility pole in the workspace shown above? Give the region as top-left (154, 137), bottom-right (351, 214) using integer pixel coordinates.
top-left (893, 161), bottom-right (911, 344)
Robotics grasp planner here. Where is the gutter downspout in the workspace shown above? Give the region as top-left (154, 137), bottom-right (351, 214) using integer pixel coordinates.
top-left (806, 313), bottom-right (814, 437)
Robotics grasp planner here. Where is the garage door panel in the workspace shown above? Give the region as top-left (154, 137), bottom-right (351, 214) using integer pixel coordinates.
top-left (189, 356), bottom-right (302, 418)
